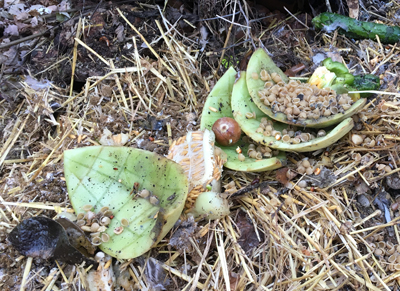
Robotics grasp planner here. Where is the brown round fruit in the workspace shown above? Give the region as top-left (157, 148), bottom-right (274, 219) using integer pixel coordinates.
top-left (212, 117), bottom-right (241, 146)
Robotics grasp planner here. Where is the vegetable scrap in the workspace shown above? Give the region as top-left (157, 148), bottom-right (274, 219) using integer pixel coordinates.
top-left (232, 70), bottom-right (354, 152)
top-left (191, 191), bottom-right (230, 220)
top-left (258, 76), bottom-right (354, 119)
top-left (312, 12), bottom-right (400, 44)
top-left (246, 48), bottom-right (368, 128)
top-left (200, 66), bottom-right (287, 172)
top-left (318, 57), bottom-right (380, 98)
top-left (86, 252), bottom-right (115, 291)
top-left (8, 217), bottom-right (96, 266)
top-left (212, 117), bottom-right (242, 146)
top-left (167, 130), bottom-right (226, 210)
top-left (64, 146), bottom-right (189, 259)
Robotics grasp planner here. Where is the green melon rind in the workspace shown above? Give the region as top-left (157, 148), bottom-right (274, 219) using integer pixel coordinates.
top-left (64, 146), bottom-right (188, 260)
top-left (200, 66), bottom-right (237, 129)
top-left (200, 67), bottom-right (286, 172)
top-left (232, 72), bottom-right (354, 152)
top-left (223, 140), bottom-right (286, 172)
top-left (246, 48), bottom-right (366, 128)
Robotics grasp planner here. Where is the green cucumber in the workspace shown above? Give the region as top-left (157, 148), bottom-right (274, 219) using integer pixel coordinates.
top-left (313, 12), bottom-right (400, 44)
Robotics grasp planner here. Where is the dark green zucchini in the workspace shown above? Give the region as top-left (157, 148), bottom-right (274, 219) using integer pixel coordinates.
top-left (312, 12), bottom-right (400, 44)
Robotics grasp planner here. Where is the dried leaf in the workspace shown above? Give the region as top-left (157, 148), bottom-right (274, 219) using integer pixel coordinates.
top-left (55, 217), bottom-right (96, 256)
top-left (386, 174), bottom-right (400, 189)
top-left (7, 3), bottom-right (25, 16)
top-left (30, 16), bottom-right (39, 27)
top-left (284, 63), bottom-right (306, 77)
top-left (236, 211), bottom-right (263, 254)
top-left (303, 167), bottom-right (336, 188)
top-left (98, 128), bottom-right (129, 146)
top-left (169, 216), bottom-right (197, 251)
top-left (373, 190), bottom-right (391, 223)
top-left (15, 12), bottom-right (30, 20)
top-left (4, 24), bottom-right (19, 36)
top-left (58, 0), bottom-right (71, 11)
top-left (276, 168), bottom-right (297, 188)
top-left (0, 46), bottom-right (18, 66)
top-left (355, 180), bottom-right (370, 195)
top-left (25, 75), bottom-right (52, 90)
top-left (229, 271), bottom-right (240, 291)
top-left (144, 258), bottom-right (170, 291)
top-left (86, 253), bottom-right (115, 291)
top-left (138, 114), bottom-right (167, 131)
top-left (275, 168), bottom-right (289, 186)
top-left (29, 4), bottom-right (57, 15)
top-left (115, 24), bottom-right (125, 42)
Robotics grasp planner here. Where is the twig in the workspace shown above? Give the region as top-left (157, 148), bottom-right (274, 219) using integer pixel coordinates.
top-left (70, 18), bottom-right (82, 96)
top-left (216, 14), bottom-right (250, 29)
top-left (189, 233), bottom-right (213, 291)
top-left (0, 31), bottom-right (50, 50)
top-left (216, 0), bottom-right (238, 76)
top-left (238, 1), bottom-right (256, 50)
top-left (217, 39), bottom-right (252, 51)
top-left (0, 0), bottom-right (153, 50)
top-left (283, 6), bottom-right (308, 29)
top-left (0, 7), bottom-right (94, 50)
top-left (201, 12), bottom-right (240, 21)
top-left (325, 0), bottom-right (332, 13)
top-left (0, 201), bottom-right (73, 213)
top-left (89, 0), bottom-right (104, 20)
top-left (20, 257), bottom-right (33, 291)
top-left (229, 181), bottom-right (279, 198)
top-left (74, 38), bottom-right (110, 66)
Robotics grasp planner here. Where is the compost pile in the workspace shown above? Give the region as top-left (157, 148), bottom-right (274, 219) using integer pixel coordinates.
top-left (2, 0), bottom-right (400, 290)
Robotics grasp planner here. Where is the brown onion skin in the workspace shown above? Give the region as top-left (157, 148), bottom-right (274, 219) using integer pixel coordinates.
top-left (212, 117), bottom-right (241, 146)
